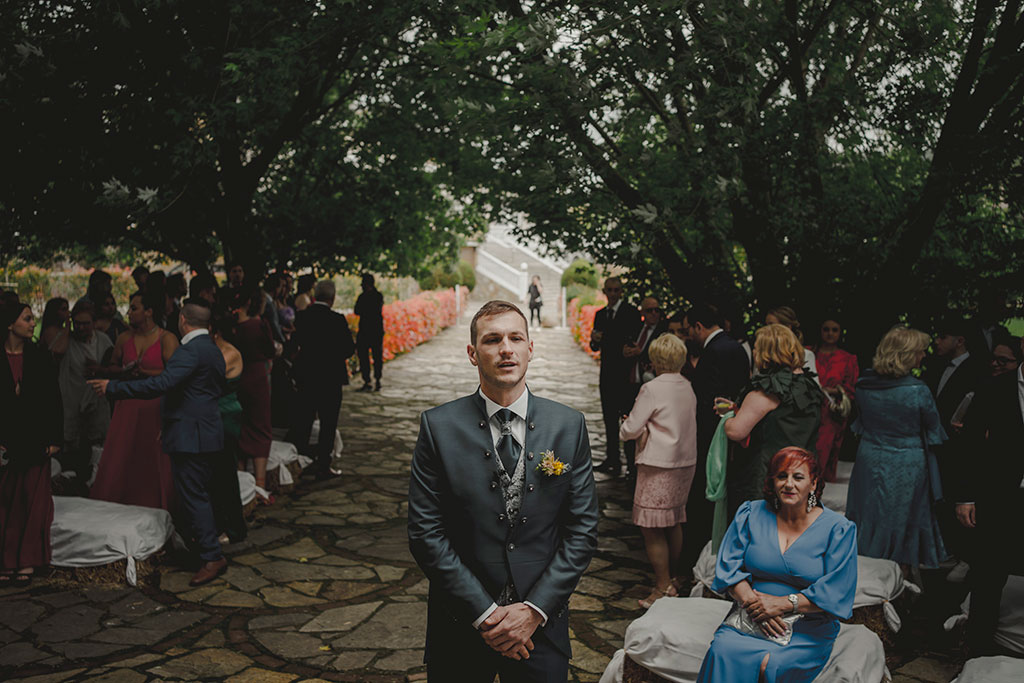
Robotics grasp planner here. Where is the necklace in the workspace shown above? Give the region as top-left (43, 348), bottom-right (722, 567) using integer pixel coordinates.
top-left (135, 325), bottom-right (159, 337)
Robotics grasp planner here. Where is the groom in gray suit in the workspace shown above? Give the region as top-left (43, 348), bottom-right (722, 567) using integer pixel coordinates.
top-left (408, 300), bottom-right (599, 682)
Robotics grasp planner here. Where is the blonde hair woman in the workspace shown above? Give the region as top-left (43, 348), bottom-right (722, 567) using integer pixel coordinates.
top-left (715, 325), bottom-right (822, 520)
top-left (620, 334), bottom-right (698, 608)
top-left (766, 306), bottom-right (818, 379)
top-left (846, 326), bottom-right (948, 570)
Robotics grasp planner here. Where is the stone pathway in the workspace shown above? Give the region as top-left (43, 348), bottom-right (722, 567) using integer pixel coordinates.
top-left (0, 311), bottom-right (969, 682)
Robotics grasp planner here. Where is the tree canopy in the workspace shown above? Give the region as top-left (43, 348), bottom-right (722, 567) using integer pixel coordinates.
top-left (415, 0), bottom-right (1024, 347)
top-left (3, 1), bottom-right (1022, 351)
top-left (1, 0), bottom-right (484, 275)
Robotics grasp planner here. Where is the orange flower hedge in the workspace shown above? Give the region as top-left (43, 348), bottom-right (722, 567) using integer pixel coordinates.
top-left (348, 286), bottom-right (469, 364)
top-left (568, 296), bottom-right (606, 361)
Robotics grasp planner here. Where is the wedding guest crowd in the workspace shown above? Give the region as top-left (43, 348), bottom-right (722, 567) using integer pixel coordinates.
top-left (589, 277), bottom-right (1020, 664)
top-left (0, 265), bottom-right (379, 585)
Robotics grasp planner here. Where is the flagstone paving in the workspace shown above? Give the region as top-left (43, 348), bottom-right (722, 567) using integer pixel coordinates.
top-left (0, 309), bottom-right (967, 682)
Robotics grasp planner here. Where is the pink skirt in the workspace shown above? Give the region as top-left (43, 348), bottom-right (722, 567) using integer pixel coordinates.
top-left (633, 464), bottom-right (696, 528)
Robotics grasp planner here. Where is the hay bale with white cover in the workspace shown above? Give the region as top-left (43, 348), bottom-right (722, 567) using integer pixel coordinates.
top-left (944, 575), bottom-right (1024, 656)
top-left (952, 656), bottom-right (1024, 682)
top-left (598, 597), bottom-right (889, 683)
top-left (50, 496), bottom-right (174, 586)
top-left (690, 541), bottom-right (916, 645)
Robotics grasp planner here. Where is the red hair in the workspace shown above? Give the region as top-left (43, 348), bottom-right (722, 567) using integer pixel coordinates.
top-left (762, 447), bottom-right (825, 506)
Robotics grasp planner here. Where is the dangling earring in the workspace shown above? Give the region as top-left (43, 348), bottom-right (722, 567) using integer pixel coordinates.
top-left (806, 491), bottom-right (817, 512)
top-left (772, 495), bottom-right (781, 511)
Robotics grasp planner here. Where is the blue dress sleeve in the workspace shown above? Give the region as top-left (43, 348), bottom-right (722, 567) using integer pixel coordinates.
top-left (801, 516), bottom-right (858, 620)
top-left (918, 387), bottom-right (947, 446)
top-left (711, 500), bottom-right (755, 593)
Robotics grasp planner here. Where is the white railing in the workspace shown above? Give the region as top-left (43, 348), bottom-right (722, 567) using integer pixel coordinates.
top-left (487, 233), bottom-right (571, 273)
top-left (477, 248), bottom-right (528, 296)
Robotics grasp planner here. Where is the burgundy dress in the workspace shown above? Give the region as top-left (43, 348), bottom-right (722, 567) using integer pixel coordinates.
top-left (90, 332), bottom-right (174, 510)
top-left (1, 345), bottom-right (61, 570)
top-left (813, 348), bottom-right (859, 481)
top-left (232, 318), bottom-right (275, 460)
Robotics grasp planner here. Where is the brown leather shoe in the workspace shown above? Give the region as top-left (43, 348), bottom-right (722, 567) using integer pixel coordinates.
top-left (189, 558), bottom-right (228, 586)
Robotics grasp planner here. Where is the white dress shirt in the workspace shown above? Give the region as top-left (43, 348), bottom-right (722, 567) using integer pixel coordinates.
top-left (703, 328), bottom-right (724, 348)
top-left (180, 328), bottom-right (209, 345)
top-left (472, 387), bottom-right (548, 629)
top-left (937, 351), bottom-right (969, 396)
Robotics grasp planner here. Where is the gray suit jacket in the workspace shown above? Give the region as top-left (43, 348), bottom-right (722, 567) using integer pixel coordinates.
top-left (408, 389), bottom-right (599, 658)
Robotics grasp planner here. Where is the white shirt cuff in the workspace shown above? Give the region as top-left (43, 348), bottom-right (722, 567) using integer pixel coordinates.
top-left (472, 601), bottom-right (548, 629)
top-left (473, 603), bottom-right (498, 630)
top-left (524, 601), bottom-right (548, 626)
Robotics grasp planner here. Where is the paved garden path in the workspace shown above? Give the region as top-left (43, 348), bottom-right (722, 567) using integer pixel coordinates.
top-left (0, 310), bottom-right (967, 682)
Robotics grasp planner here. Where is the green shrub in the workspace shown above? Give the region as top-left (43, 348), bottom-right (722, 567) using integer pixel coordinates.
top-left (561, 259), bottom-right (598, 288)
top-left (566, 282), bottom-right (602, 307)
top-left (418, 259), bottom-right (475, 291)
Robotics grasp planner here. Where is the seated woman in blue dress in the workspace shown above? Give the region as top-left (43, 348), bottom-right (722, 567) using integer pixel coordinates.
top-left (697, 447), bottom-right (857, 683)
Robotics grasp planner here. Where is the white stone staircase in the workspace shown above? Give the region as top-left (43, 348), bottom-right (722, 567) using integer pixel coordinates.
top-left (472, 223), bottom-right (572, 326)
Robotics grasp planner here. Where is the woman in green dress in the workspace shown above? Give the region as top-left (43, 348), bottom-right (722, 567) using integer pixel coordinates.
top-left (715, 324), bottom-right (822, 521)
top-left (212, 315), bottom-right (247, 542)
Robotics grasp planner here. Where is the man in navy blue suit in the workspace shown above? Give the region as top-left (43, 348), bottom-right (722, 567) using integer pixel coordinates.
top-left (408, 300), bottom-right (599, 681)
top-left (89, 299), bottom-right (228, 586)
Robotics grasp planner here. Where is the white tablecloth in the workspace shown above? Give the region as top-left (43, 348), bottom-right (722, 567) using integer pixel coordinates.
top-left (952, 656), bottom-right (1024, 682)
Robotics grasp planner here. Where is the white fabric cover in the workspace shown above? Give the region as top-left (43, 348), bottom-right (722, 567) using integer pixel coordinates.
top-left (820, 461), bottom-right (852, 514)
top-left (50, 496), bottom-right (173, 586)
top-left (599, 597), bottom-right (889, 683)
top-left (690, 541), bottom-right (913, 631)
top-left (238, 470), bottom-right (256, 506)
top-left (952, 656), bottom-right (1024, 682)
top-left (311, 419), bottom-right (344, 459)
top-left (944, 575), bottom-right (1024, 655)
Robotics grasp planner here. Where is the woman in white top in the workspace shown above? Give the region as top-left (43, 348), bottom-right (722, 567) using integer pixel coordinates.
top-left (766, 306), bottom-right (818, 381)
top-left (620, 333), bottom-right (698, 608)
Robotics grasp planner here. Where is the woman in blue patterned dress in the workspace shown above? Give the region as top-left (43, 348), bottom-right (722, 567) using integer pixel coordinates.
top-left (846, 326), bottom-right (947, 569)
top-left (697, 447), bottom-right (857, 682)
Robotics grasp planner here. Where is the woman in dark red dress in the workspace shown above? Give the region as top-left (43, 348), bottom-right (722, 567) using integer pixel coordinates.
top-left (228, 286), bottom-right (277, 496)
top-left (812, 317), bottom-right (859, 482)
top-left (1, 303), bottom-right (62, 585)
top-left (90, 292), bottom-right (179, 509)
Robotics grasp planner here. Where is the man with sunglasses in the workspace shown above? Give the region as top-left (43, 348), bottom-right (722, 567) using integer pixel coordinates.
top-left (589, 278), bottom-right (641, 477)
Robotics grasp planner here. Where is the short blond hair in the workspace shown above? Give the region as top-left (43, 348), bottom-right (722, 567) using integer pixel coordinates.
top-left (648, 333), bottom-right (687, 374)
top-left (753, 324), bottom-right (805, 371)
top-left (873, 326), bottom-right (930, 377)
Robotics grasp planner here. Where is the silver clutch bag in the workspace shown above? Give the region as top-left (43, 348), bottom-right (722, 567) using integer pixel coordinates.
top-left (723, 602), bottom-right (803, 646)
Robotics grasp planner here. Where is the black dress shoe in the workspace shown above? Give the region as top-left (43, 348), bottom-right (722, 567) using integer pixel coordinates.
top-left (593, 461), bottom-right (622, 476)
top-left (357, 383), bottom-right (373, 393)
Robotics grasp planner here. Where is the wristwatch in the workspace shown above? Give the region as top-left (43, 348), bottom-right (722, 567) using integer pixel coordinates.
top-left (787, 594), bottom-right (800, 614)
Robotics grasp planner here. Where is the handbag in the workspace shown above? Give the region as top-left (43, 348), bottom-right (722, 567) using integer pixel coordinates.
top-left (722, 601), bottom-right (803, 646)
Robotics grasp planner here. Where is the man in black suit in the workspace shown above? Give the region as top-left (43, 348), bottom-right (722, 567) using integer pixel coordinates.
top-left (589, 277), bottom-right (642, 476)
top-left (924, 317), bottom-right (987, 565)
top-left (288, 280), bottom-right (356, 480)
top-left (355, 273), bottom-right (385, 392)
top-left (679, 303), bottom-right (751, 570)
top-left (959, 334), bottom-right (1024, 655)
top-left (621, 296), bottom-right (668, 477)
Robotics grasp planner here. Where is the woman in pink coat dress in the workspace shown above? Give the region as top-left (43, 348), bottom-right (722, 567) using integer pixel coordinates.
top-left (621, 333), bottom-right (698, 609)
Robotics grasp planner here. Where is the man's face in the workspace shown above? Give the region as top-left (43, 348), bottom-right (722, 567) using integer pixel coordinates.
top-left (668, 321), bottom-right (687, 342)
top-left (933, 333), bottom-right (961, 358)
top-left (641, 298), bottom-right (660, 327)
top-left (199, 288), bottom-right (216, 305)
top-left (228, 265), bottom-right (245, 286)
top-left (468, 311), bottom-right (533, 393)
top-left (72, 313), bottom-right (94, 341)
top-left (602, 280), bottom-right (622, 307)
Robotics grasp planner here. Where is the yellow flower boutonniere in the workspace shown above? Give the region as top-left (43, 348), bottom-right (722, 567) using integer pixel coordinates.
top-left (536, 450), bottom-right (571, 476)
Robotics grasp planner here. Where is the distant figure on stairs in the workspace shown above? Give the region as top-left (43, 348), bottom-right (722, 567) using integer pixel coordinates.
top-left (527, 275), bottom-right (544, 329)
